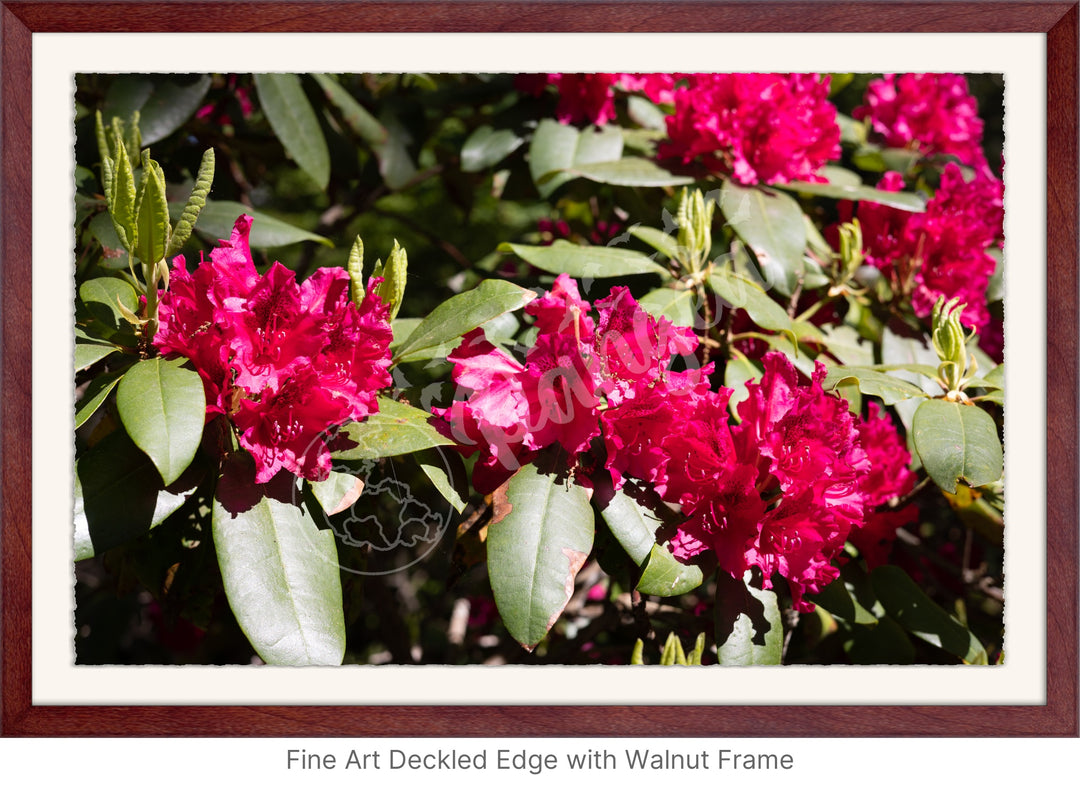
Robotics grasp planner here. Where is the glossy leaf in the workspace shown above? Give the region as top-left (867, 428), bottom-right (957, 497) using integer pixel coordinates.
top-left (393, 279), bottom-right (536, 363)
top-left (74, 341), bottom-right (119, 372)
top-left (74, 369), bottom-right (125, 429)
top-left (715, 571), bottom-right (783, 665)
top-left (500, 240), bottom-right (671, 280)
top-left (719, 180), bottom-right (807, 296)
top-left (74, 430), bottom-right (200, 561)
top-left (912, 399), bottom-right (1003, 493)
top-left (213, 490), bottom-right (346, 665)
top-left (309, 470), bottom-right (365, 516)
top-left (707, 268), bottom-right (797, 344)
top-left (182, 200), bottom-right (333, 248)
top-left (778, 174), bottom-right (927, 212)
top-left (570, 157), bottom-right (693, 188)
top-left (253, 73), bottom-right (330, 190)
top-left (461, 125), bottom-right (525, 172)
top-left (137, 75), bottom-right (212, 146)
top-left (871, 565), bottom-right (989, 664)
top-left (824, 366), bottom-right (929, 405)
top-left (637, 286), bottom-right (698, 328)
top-left (628, 225), bottom-right (680, 261)
top-left (529, 119), bottom-right (623, 197)
top-left (116, 357), bottom-right (206, 486)
top-left (79, 277), bottom-right (139, 334)
top-left (600, 489), bottom-right (702, 597)
top-left (311, 73), bottom-right (387, 146)
top-left (331, 397), bottom-right (453, 461)
top-left (486, 464), bottom-right (594, 650)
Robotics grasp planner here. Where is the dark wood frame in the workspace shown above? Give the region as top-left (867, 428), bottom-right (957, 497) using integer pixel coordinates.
top-left (2, 1), bottom-right (1076, 737)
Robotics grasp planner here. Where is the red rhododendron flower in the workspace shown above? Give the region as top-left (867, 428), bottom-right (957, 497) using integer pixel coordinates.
top-left (854, 73), bottom-right (988, 169)
top-left (156, 215), bottom-right (393, 484)
top-left (842, 163), bottom-right (1003, 332)
top-left (658, 73), bottom-right (840, 185)
top-left (518, 73), bottom-right (681, 127)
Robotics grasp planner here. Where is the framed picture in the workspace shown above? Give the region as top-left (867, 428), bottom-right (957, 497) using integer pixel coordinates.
top-left (2, 1), bottom-right (1076, 737)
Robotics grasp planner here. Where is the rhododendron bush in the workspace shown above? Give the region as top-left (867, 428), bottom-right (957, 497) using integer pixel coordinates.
top-left (74, 72), bottom-right (1004, 667)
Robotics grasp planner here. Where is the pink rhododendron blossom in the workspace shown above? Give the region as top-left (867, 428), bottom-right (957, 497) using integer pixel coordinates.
top-left (156, 215), bottom-right (393, 484)
top-left (518, 73), bottom-right (681, 127)
top-left (841, 163), bottom-right (1003, 332)
top-left (658, 73), bottom-right (841, 185)
top-left (854, 73), bottom-right (988, 169)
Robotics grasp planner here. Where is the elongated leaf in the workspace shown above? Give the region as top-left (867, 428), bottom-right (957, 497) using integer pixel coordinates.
top-left (777, 175), bottom-right (927, 212)
top-left (871, 565), bottom-right (989, 664)
top-left (166, 147), bottom-right (215, 258)
top-left (75, 369), bottom-right (125, 429)
top-left (109, 138), bottom-right (137, 250)
top-left (310, 73), bottom-right (387, 146)
top-left (629, 225), bottom-right (680, 261)
top-left (393, 279), bottom-right (536, 363)
top-left (824, 366), bottom-right (929, 404)
top-left (500, 240), bottom-right (671, 280)
top-left (116, 357), bottom-right (206, 486)
top-left (213, 490), bottom-right (345, 665)
top-left (137, 75), bottom-right (212, 146)
top-left (331, 397), bottom-right (452, 461)
top-left (74, 340), bottom-right (118, 372)
top-left (719, 180), bottom-right (807, 296)
top-left (599, 489), bottom-right (703, 597)
top-left (707, 268), bottom-right (797, 343)
top-left (135, 153), bottom-right (170, 265)
top-left (461, 125), bottom-right (525, 172)
top-left (715, 571), bottom-right (783, 665)
top-left (180, 200), bottom-right (332, 248)
top-left (373, 111), bottom-right (417, 190)
top-left (570, 157), bottom-right (693, 188)
top-left (309, 470), bottom-right (365, 516)
top-left (416, 446), bottom-right (469, 514)
top-left (912, 399), bottom-right (1003, 493)
top-left (529, 119), bottom-right (623, 197)
top-left (637, 286), bottom-right (698, 328)
top-left (74, 430), bottom-right (200, 561)
top-left (254, 73), bottom-right (330, 190)
top-left (487, 464), bottom-right (594, 649)
top-left (79, 277), bottom-right (139, 334)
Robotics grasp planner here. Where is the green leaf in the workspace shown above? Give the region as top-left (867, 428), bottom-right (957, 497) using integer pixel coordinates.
top-left (629, 225), bottom-right (680, 261)
top-left (599, 489), bottom-right (703, 597)
top-left (309, 470), bottom-right (365, 517)
top-left (719, 180), bottom-right (808, 296)
top-left (912, 399), bottom-right (1003, 493)
top-left (74, 430), bottom-right (201, 561)
top-left (723, 354), bottom-right (761, 415)
top-left (500, 240), bottom-right (671, 280)
top-left (134, 152), bottom-right (170, 265)
top-left (79, 277), bottom-right (139, 333)
top-left (715, 571), bottom-right (783, 665)
top-left (331, 397), bottom-right (453, 461)
top-left (870, 565), bottom-right (989, 664)
top-left (528, 119), bottom-right (623, 197)
top-left (707, 268), bottom-right (797, 344)
top-left (393, 279), bottom-right (536, 363)
top-left (213, 490), bottom-right (345, 665)
top-left (637, 286), bottom-right (698, 328)
top-left (823, 365), bottom-right (930, 405)
top-left (75, 369), bottom-right (125, 429)
top-left (486, 463), bottom-right (594, 650)
top-left (253, 73), bottom-right (330, 190)
top-left (310, 73), bottom-right (388, 146)
top-left (137, 75), bottom-right (212, 146)
top-left (570, 157), bottom-right (693, 188)
top-left (809, 574), bottom-right (879, 626)
top-left (166, 148), bottom-right (215, 258)
top-left (626, 94), bottom-right (669, 131)
top-left (373, 111), bottom-right (418, 190)
top-left (415, 447), bottom-right (469, 514)
top-left (181, 200), bottom-right (332, 248)
top-left (461, 125), bottom-right (525, 172)
top-left (777, 173), bottom-right (927, 212)
top-left (75, 340), bottom-right (119, 372)
top-left (116, 357), bottom-right (206, 487)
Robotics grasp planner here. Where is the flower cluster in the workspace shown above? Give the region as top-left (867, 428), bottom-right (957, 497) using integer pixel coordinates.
top-left (156, 215), bottom-right (393, 484)
top-left (439, 276), bottom-right (916, 609)
top-left (517, 73), bottom-right (679, 127)
top-left (658, 73), bottom-right (841, 185)
top-left (844, 162), bottom-right (1004, 332)
top-left (854, 73), bottom-right (988, 170)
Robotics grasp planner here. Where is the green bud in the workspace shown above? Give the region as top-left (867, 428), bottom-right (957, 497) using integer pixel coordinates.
top-left (931, 296), bottom-right (974, 394)
top-left (347, 235), bottom-right (365, 307)
top-left (675, 188), bottom-right (715, 274)
top-left (838, 219), bottom-right (864, 281)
